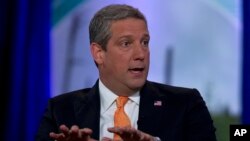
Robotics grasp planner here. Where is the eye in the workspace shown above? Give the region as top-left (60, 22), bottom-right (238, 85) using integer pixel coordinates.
top-left (121, 41), bottom-right (131, 47)
top-left (142, 40), bottom-right (149, 47)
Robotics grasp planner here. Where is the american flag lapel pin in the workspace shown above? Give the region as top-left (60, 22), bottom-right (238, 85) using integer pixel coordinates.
top-left (154, 100), bottom-right (162, 106)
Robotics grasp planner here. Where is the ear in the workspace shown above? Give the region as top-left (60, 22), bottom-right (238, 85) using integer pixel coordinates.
top-left (90, 43), bottom-right (105, 65)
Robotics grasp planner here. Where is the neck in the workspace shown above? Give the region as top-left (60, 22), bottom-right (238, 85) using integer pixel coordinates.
top-left (99, 78), bottom-right (139, 96)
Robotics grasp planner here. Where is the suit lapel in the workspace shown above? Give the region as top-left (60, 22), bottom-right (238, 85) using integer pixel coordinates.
top-left (138, 81), bottom-right (167, 136)
top-left (74, 81), bottom-right (100, 140)
top-left (72, 80), bottom-right (168, 139)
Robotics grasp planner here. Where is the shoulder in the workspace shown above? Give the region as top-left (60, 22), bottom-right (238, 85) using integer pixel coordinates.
top-left (145, 81), bottom-right (201, 96)
top-left (144, 81), bottom-right (210, 119)
top-left (144, 81), bottom-right (203, 104)
top-left (48, 88), bottom-right (93, 107)
top-left (52, 88), bottom-right (91, 100)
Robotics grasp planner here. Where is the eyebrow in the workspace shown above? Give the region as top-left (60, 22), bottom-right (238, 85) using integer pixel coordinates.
top-left (143, 34), bottom-right (150, 39)
top-left (117, 33), bottom-right (150, 40)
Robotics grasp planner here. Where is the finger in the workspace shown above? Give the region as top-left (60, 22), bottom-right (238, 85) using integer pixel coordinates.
top-left (101, 137), bottom-right (113, 141)
top-left (122, 129), bottom-right (141, 141)
top-left (49, 132), bottom-right (65, 140)
top-left (79, 128), bottom-right (93, 140)
top-left (107, 127), bottom-right (123, 135)
top-left (118, 127), bottom-right (133, 138)
top-left (59, 124), bottom-right (70, 136)
top-left (107, 127), bottom-right (132, 140)
top-left (121, 127), bottom-right (142, 140)
top-left (108, 127), bottom-right (126, 141)
top-left (113, 127), bottom-right (151, 141)
top-left (137, 131), bottom-right (154, 141)
top-left (131, 129), bottom-right (144, 140)
top-left (80, 128), bottom-right (93, 135)
top-left (69, 125), bottom-right (81, 139)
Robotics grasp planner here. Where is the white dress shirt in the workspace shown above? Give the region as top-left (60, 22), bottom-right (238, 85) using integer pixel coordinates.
top-left (99, 80), bottom-right (140, 140)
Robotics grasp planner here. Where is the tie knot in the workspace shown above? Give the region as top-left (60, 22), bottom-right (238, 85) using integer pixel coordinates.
top-left (116, 96), bottom-right (129, 108)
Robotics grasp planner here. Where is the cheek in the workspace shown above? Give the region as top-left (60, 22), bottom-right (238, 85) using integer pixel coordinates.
top-left (146, 51), bottom-right (150, 57)
top-left (113, 56), bottom-right (130, 70)
top-left (106, 50), bottom-right (132, 69)
top-left (146, 52), bottom-right (150, 62)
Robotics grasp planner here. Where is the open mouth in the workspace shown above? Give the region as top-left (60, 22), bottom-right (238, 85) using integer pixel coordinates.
top-left (129, 67), bottom-right (144, 73)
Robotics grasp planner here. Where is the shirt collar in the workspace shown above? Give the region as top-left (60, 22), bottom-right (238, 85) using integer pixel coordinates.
top-left (99, 79), bottom-right (117, 114)
top-left (99, 79), bottom-right (140, 114)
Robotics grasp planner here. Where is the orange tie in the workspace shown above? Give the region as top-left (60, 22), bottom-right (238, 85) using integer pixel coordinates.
top-left (114, 96), bottom-right (131, 140)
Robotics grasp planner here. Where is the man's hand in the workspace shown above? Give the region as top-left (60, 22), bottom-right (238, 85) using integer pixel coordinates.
top-left (102, 127), bottom-right (158, 141)
top-left (49, 125), bottom-right (97, 141)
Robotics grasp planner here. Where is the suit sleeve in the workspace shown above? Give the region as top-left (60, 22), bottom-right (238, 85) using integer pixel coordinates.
top-left (184, 89), bottom-right (217, 141)
top-left (35, 99), bottom-right (58, 141)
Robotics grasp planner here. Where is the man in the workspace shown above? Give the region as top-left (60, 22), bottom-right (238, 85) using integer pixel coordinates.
top-left (36, 4), bottom-right (217, 141)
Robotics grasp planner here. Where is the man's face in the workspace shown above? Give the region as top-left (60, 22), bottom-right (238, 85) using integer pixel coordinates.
top-left (98, 18), bottom-right (150, 95)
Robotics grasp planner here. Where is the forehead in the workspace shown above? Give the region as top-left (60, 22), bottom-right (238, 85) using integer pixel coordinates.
top-left (110, 18), bottom-right (149, 36)
top-left (110, 18), bottom-right (148, 31)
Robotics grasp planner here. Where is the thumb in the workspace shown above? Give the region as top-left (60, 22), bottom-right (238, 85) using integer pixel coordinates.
top-left (101, 137), bottom-right (113, 141)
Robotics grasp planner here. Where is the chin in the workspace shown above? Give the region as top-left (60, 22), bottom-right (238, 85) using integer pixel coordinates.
top-left (129, 79), bottom-right (146, 89)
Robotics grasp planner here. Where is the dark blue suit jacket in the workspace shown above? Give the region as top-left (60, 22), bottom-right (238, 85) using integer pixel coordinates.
top-left (36, 80), bottom-right (217, 141)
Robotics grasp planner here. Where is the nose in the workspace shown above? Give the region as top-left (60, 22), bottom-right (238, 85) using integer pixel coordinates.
top-left (133, 43), bottom-right (147, 61)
